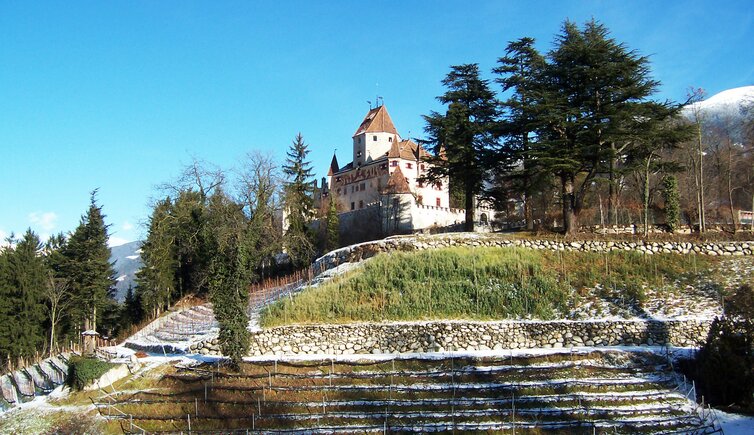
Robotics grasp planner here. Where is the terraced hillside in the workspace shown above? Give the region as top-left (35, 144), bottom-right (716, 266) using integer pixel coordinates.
top-left (96, 349), bottom-right (716, 434)
top-left (0, 354), bottom-right (69, 411)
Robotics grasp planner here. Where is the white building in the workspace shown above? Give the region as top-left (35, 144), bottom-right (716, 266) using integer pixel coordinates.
top-left (314, 104), bottom-right (495, 243)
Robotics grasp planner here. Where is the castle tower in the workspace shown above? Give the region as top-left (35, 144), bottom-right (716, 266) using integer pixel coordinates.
top-left (352, 105), bottom-right (401, 166)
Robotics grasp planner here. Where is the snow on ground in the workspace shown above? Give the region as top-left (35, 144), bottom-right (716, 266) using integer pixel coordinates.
top-left (713, 409), bottom-right (754, 435)
top-left (243, 345), bottom-right (687, 363)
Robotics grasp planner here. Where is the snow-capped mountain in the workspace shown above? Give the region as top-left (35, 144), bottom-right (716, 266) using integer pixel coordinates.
top-left (110, 240), bottom-right (143, 301)
top-left (682, 86), bottom-right (754, 140)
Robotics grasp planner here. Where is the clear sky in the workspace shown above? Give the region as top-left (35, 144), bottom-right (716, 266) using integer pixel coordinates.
top-left (1, 0), bottom-right (752, 246)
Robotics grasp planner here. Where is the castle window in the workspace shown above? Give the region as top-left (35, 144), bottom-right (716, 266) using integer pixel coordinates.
top-left (390, 161), bottom-right (397, 167)
top-left (351, 202), bottom-right (355, 210)
top-left (337, 188), bottom-right (341, 195)
top-left (417, 195), bottom-right (423, 205)
top-left (418, 181), bottom-right (424, 188)
top-left (358, 137), bottom-right (362, 143)
top-left (359, 200), bottom-right (364, 209)
top-left (373, 135), bottom-right (377, 141)
top-left (360, 182), bottom-right (365, 191)
top-left (406, 163), bottom-right (413, 169)
top-left (420, 164), bottom-right (425, 170)
top-left (336, 176), bottom-right (342, 182)
top-left (389, 137), bottom-right (393, 142)
top-left (357, 151), bottom-right (362, 157)
top-left (436, 198), bottom-right (441, 207)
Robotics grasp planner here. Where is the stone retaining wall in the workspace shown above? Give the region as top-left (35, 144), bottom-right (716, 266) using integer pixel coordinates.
top-left (312, 234), bottom-right (752, 276)
top-left (189, 319), bottom-right (712, 356)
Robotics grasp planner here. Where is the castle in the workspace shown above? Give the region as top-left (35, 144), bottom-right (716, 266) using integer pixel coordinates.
top-left (314, 104), bottom-right (495, 244)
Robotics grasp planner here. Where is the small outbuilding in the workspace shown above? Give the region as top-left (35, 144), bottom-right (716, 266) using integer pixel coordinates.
top-left (81, 330), bottom-right (100, 355)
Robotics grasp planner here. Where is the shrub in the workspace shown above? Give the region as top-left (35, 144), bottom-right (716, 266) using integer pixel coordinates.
top-left (686, 285), bottom-right (754, 410)
top-left (662, 175), bottom-right (680, 232)
top-left (67, 356), bottom-right (115, 390)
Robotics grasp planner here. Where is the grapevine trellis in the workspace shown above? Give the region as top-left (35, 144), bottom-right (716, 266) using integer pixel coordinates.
top-left (94, 350), bottom-right (720, 434)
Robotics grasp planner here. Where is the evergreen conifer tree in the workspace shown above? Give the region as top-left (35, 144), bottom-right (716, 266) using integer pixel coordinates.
top-left (0, 245), bottom-right (16, 367)
top-left (324, 199), bottom-right (339, 252)
top-left (62, 191), bottom-right (116, 333)
top-left (493, 38), bottom-right (548, 230)
top-left (423, 64), bottom-right (498, 231)
top-left (0, 230), bottom-right (49, 362)
top-left (137, 197), bottom-right (179, 318)
top-left (204, 190), bottom-right (250, 368)
top-left (535, 20), bottom-right (667, 234)
top-left (282, 133), bottom-right (316, 268)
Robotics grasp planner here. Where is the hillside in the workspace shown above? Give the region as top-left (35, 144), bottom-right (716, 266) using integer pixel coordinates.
top-left (109, 240), bottom-right (142, 301)
top-left (260, 245), bottom-right (745, 327)
top-left (682, 85), bottom-right (754, 141)
top-left (0, 350), bottom-right (721, 434)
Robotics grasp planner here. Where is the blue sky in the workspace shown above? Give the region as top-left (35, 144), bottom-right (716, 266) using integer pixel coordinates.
top-left (1, 1), bottom-right (752, 246)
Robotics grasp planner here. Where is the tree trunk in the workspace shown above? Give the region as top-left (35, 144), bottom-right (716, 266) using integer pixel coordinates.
top-left (728, 145), bottom-right (737, 233)
top-left (523, 145), bottom-right (534, 231)
top-left (689, 150), bottom-right (702, 232)
top-left (697, 124), bottom-right (706, 232)
top-left (49, 313), bottom-right (56, 355)
top-left (643, 157), bottom-right (652, 237)
top-left (562, 175), bottom-right (577, 235)
top-left (524, 193), bottom-right (533, 231)
top-left (464, 186), bottom-right (475, 232)
top-left (608, 154), bottom-right (618, 226)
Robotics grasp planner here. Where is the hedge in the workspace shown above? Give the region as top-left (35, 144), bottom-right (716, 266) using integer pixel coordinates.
top-left (67, 356), bottom-right (115, 390)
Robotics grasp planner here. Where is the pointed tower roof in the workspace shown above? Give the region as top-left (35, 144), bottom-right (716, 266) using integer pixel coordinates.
top-left (353, 105), bottom-right (399, 137)
top-left (387, 138), bottom-right (402, 158)
top-left (385, 166), bottom-right (411, 194)
top-left (387, 139), bottom-right (421, 161)
top-left (327, 153), bottom-right (339, 176)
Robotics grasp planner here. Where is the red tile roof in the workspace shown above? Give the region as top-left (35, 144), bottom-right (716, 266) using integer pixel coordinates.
top-left (385, 166), bottom-right (411, 194)
top-left (353, 105), bottom-right (398, 136)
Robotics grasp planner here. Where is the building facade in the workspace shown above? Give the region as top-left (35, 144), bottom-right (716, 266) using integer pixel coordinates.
top-left (314, 104), bottom-right (495, 244)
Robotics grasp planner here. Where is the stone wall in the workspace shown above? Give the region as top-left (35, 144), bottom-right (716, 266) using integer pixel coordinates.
top-left (313, 233), bottom-right (753, 276)
top-left (188, 319), bottom-right (712, 356)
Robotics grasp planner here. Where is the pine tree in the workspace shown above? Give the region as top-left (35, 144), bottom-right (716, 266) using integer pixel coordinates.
top-left (204, 190), bottom-right (250, 368)
top-left (535, 20), bottom-right (667, 234)
top-left (122, 285), bottom-right (143, 328)
top-left (62, 191), bottom-right (116, 334)
top-left (0, 245), bottom-right (16, 368)
top-left (423, 64), bottom-right (498, 231)
top-left (137, 197), bottom-right (179, 318)
top-left (493, 38), bottom-right (548, 230)
top-left (282, 133), bottom-right (316, 268)
top-left (324, 199), bottom-right (339, 252)
top-left (0, 230), bottom-right (50, 363)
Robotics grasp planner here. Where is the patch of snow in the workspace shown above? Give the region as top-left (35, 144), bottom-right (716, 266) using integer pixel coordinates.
top-left (125, 254), bottom-right (139, 260)
top-left (714, 410), bottom-right (754, 435)
top-left (115, 274), bottom-right (127, 282)
top-left (695, 86), bottom-right (754, 108)
top-left (243, 346), bottom-right (681, 363)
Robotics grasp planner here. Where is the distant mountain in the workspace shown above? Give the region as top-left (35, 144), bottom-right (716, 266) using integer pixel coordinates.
top-left (682, 86), bottom-right (754, 141)
top-left (110, 240), bottom-right (143, 302)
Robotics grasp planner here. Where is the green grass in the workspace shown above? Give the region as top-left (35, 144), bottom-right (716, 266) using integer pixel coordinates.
top-left (260, 246), bottom-right (717, 327)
